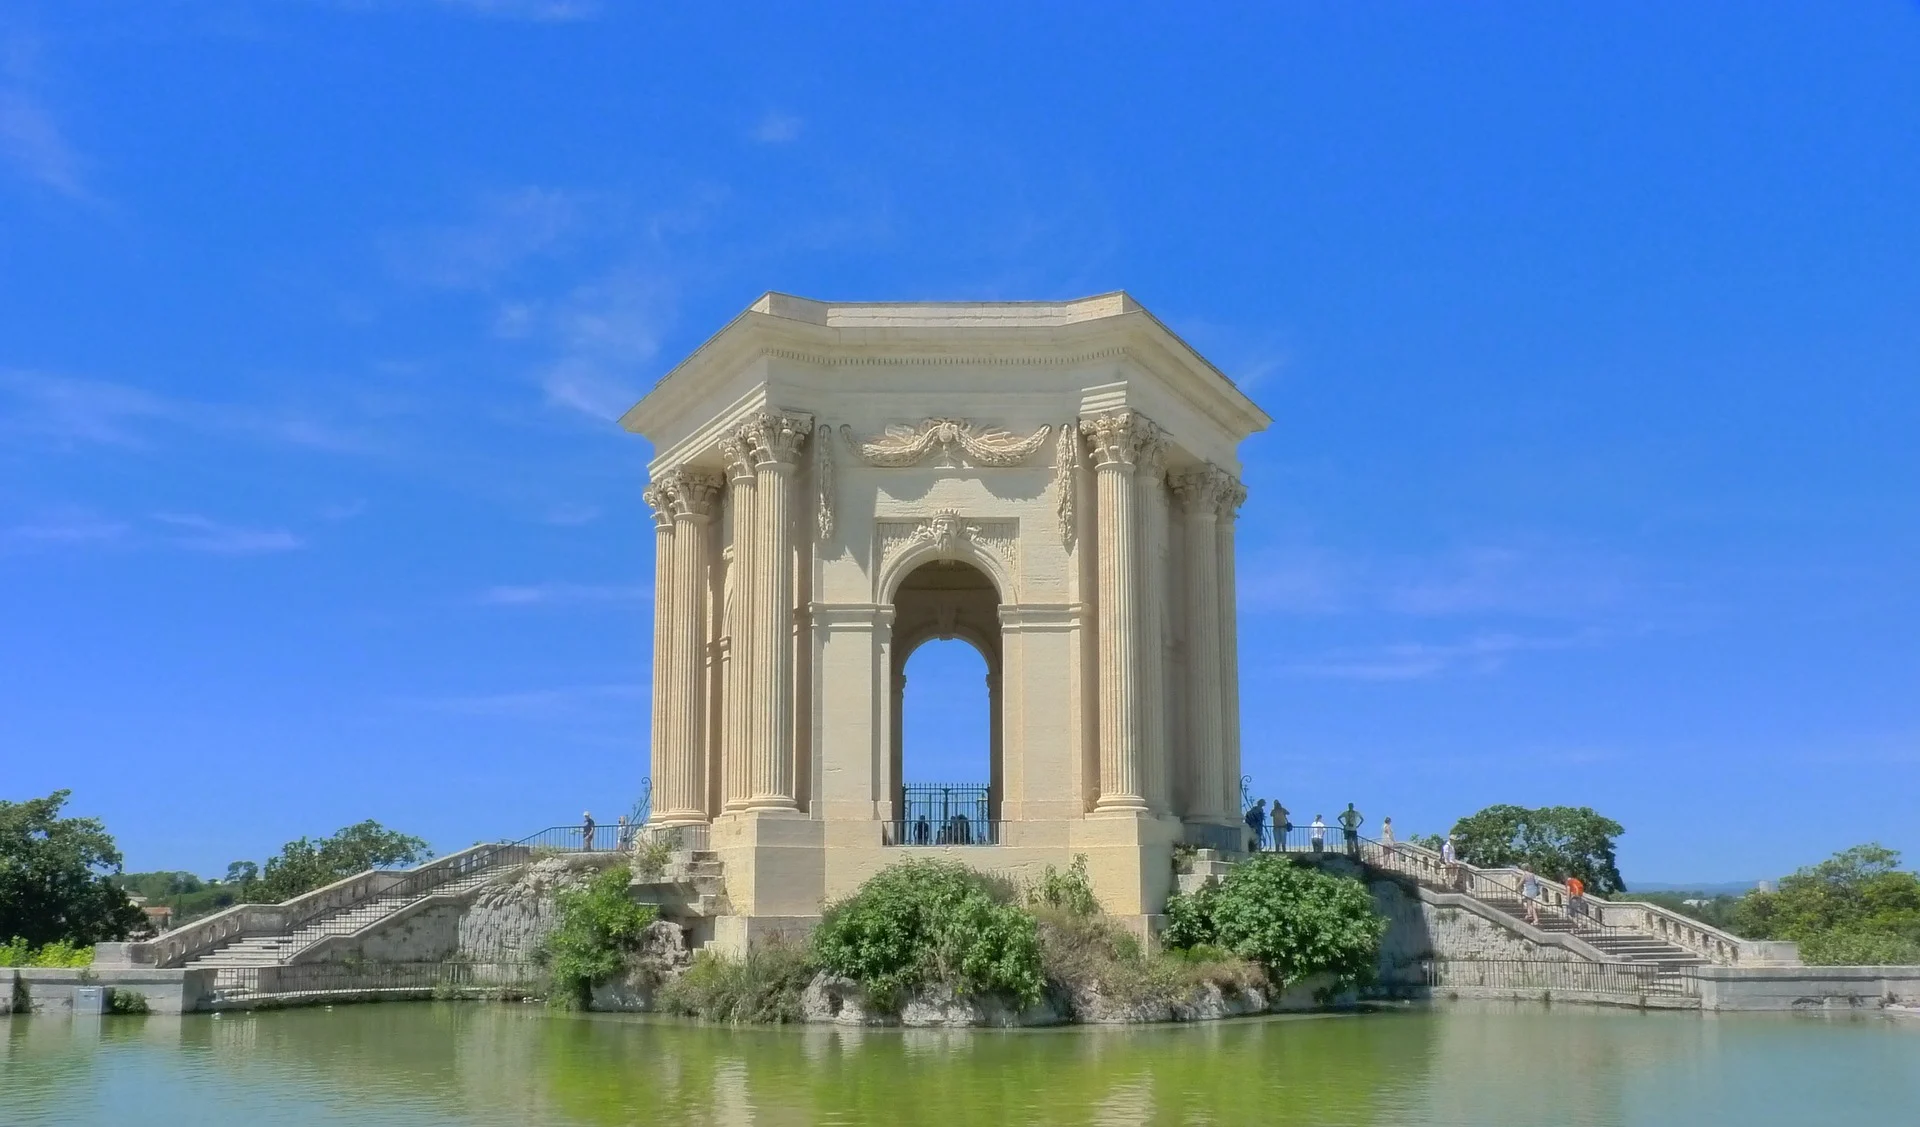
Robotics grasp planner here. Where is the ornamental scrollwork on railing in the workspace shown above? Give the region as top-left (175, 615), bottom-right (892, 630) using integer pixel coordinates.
top-left (839, 418), bottom-right (1052, 469)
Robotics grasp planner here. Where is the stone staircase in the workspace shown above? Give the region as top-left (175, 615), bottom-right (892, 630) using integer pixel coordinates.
top-left (633, 849), bottom-right (730, 919)
top-left (181, 866), bottom-right (503, 970)
top-left (1473, 894), bottom-right (1704, 967)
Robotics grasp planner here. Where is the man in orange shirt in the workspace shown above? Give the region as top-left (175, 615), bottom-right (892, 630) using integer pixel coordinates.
top-left (1566, 874), bottom-right (1587, 920)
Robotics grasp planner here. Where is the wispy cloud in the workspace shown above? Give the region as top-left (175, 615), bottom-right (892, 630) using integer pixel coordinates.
top-left (529, 271), bottom-right (669, 421)
top-left (544, 502), bottom-right (600, 526)
top-left (479, 581), bottom-right (646, 606)
top-left (0, 34), bottom-right (90, 200)
top-left (1276, 630), bottom-right (1604, 681)
top-left (320, 499), bottom-right (369, 522)
top-left (2, 513), bottom-right (129, 548)
top-left (751, 111), bottom-right (803, 144)
top-left (151, 513), bottom-right (304, 554)
top-left (1238, 539), bottom-right (1636, 623)
top-left (0, 370), bottom-right (379, 455)
top-left (434, 0), bottom-right (601, 20)
top-left (415, 681), bottom-right (644, 719)
top-left (383, 187), bottom-right (585, 290)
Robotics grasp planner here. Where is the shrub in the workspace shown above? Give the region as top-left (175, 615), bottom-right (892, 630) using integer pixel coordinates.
top-left (107, 988), bottom-right (149, 1015)
top-left (1162, 855), bottom-right (1384, 989)
top-left (1027, 856), bottom-right (1100, 917)
top-left (813, 859), bottom-right (1044, 1010)
top-left (0, 938), bottom-right (94, 968)
top-left (655, 941), bottom-right (815, 1023)
top-left (1799, 928), bottom-right (1920, 967)
top-left (535, 866), bottom-right (658, 1007)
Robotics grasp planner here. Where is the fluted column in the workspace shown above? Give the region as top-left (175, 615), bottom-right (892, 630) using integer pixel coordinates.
top-left (718, 432), bottom-right (758, 812)
top-left (1134, 423), bottom-right (1171, 816)
top-left (642, 479), bottom-right (677, 825)
top-left (1174, 466), bottom-right (1229, 824)
top-left (1215, 476), bottom-right (1247, 821)
top-left (745, 410), bottom-right (813, 811)
top-left (1081, 411), bottom-right (1148, 812)
top-left (987, 669), bottom-right (1003, 823)
top-left (657, 469), bottom-right (722, 825)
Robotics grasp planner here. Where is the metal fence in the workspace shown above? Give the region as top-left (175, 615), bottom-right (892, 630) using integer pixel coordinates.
top-left (209, 961), bottom-right (543, 999)
top-left (1414, 958), bottom-right (1698, 1000)
top-left (886, 784), bottom-right (996, 846)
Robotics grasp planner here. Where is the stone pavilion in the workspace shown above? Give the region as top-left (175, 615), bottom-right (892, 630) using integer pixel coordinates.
top-left (621, 293), bottom-right (1269, 948)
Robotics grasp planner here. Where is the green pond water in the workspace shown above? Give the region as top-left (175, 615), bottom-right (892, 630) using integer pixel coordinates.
top-left (4, 1003), bottom-right (1917, 1125)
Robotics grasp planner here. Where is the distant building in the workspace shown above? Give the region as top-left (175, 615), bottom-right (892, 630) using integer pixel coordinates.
top-left (141, 905), bottom-right (173, 932)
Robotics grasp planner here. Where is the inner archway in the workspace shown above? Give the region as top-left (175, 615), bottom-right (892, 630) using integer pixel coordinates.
top-left (889, 558), bottom-right (1003, 843)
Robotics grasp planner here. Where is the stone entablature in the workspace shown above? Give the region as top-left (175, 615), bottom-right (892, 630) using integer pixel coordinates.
top-left (621, 292), bottom-right (1270, 944)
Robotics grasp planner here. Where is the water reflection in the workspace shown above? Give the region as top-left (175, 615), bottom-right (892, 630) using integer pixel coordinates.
top-left (4, 1004), bottom-right (1917, 1126)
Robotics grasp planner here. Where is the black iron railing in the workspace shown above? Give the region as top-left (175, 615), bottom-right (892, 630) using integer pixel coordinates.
top-left (888, 783), bottom-right (995, 846)
top-left (883, 819), bottom-right (1003, 846)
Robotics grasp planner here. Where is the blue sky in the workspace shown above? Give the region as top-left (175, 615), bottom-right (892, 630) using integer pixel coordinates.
top-left (3, 2), bottom-right (1915, 885)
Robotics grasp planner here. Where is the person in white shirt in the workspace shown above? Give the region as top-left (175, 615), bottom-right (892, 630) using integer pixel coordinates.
top-left (1310, 814), bottom-right (1327, 852)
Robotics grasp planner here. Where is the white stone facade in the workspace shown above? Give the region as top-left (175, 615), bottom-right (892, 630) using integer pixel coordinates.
top-left (621, 293), bottom-right (1269, 940)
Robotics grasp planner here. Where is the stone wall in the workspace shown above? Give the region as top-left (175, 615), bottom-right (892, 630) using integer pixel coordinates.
top-left (1693, 965), bottom-right (1920, 1012)
top-left (313, 854), bottom-right (609, 965)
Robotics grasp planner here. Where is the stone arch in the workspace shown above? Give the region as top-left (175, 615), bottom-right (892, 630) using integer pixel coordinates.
top-left (875, 515), bottom-right (1015, 606)
top-left (887, 558), bottom-right (1004, 833)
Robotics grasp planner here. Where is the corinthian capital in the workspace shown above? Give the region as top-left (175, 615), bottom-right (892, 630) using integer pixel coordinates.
top-left (745, 410), bottom-right (815, 470)
top-left (1172, 465), bottom-right (1233, 514)
top-left (642, 479), bottom-right (676, 529)
top-left (664, 469), bottom-right (724, 520)
top-left (718, 430), bottom-right (757, 484)
top-left (1216, 476), bottom-right (1248, 522)
top-left (1079, 410), bottom-right (1157, 470)
top-left (1134, 419), bottom-right (1170, 476)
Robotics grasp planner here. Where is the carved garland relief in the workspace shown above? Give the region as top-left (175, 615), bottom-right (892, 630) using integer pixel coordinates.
top-left (840, 417), bottom-right (1052, 468)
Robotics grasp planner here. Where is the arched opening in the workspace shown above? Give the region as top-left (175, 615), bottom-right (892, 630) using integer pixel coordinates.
top-left (888, 558), bottom-right (1002, 845)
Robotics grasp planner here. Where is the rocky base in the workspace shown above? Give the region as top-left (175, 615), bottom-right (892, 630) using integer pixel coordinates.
top-left (789, 971), bottom-right (1348, 1027)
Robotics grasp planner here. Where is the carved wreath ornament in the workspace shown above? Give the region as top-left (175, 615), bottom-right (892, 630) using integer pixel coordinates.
top-left (840, 418), bottom-right (1052, 468)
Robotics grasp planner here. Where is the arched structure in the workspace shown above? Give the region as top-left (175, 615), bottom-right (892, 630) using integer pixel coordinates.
top-left (890, 560), bottom-right (1003, 834)
top-left (622, 293), bottom-right (1269, 950)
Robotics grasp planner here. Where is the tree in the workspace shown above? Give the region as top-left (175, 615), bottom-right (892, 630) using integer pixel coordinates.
top-left (0, 790), bottom-right (145, 947)
top-left (1448, 804), bottom-right (1627, 894)
top-left (1733, 844), bottom-right (1920, 965)
top-left (243, 820), bottom-right (431, 903)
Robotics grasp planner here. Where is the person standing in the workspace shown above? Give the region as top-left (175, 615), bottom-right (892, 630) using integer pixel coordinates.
top-left (1310, 814), bottom-right (1327, 853)
top-left (615, 814), bottom-right (631, 852)
top-left (1273, 801), bottom-right (1292, 850)
top-left (1338, 803), bottom-right (1365, 858)
top-left (1244, 799), bottom-right (1268, 851)
top-left (1566, 874), bottom-right (1587, 921)
top-left (1441, 833), bottom-right (1460, 888)
top-left (1520, 867), bottom-right (1543, 926)
top-left (581, 810), bottom-right (596, 852)
top-left (1380, 816), bottom-right (1396, 864)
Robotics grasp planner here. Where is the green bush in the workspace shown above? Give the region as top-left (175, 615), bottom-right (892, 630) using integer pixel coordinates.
top-left (1162, 855), bottom-right (1385, 989)
top-left (1798, 928), bottom-right (1920, 967)
top-left (0, 938), bottom-right (94, 968)
top-left (813, 859), bottom-right (1044, 1010)
top-left (655, 941), bottom-right (815, 1023)
top-left (1027, 856), bottom-right (1100, 917)
top-left (107, 988), bottom-right (149, 1015)
top-left (535, 866), bottom-right (659, 1007)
